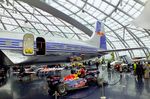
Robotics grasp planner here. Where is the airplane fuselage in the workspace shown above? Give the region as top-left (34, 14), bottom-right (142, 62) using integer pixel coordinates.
top-left (0, 31), bottom-right (100, 65)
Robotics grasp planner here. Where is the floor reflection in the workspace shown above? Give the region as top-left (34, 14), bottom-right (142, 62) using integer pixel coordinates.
top-left (144, 79), bottom-right (150, 93)
top-left (0, 76), bottom-right (7, 87)
top-left (0, 70), bottom-right (150, 99)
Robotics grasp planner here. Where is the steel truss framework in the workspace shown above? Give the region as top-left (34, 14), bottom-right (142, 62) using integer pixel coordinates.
top-left (0, 0), bottom-right (149, 58)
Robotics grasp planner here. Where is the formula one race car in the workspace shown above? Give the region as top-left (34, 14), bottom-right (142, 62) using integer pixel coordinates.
top-left (46, 68), bottom-right (105, 95)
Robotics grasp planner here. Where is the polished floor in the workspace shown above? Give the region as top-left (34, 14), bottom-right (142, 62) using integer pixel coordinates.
top-left (0, 71), bottom-right (150, 99)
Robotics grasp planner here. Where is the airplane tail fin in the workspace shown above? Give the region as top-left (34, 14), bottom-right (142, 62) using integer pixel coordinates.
top-left (87, 21), bottom-right (107, 50)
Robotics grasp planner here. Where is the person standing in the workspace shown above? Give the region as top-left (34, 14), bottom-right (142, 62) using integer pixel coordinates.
top-left (133, 62), bottom-right (137, 75)
top-left (136, 62), bottom-right (144, 80)
top-left (88, 60), bottom-right (91, 66)
top-left (119, 64), bottom-right (123, 78)
top-left (144, 62), bottom-right (150, 79)
top-left (107, 61), bottom-right (111, 71)
top-left (19, 66), bottom-right (25, 81)
top-left (95, 61), bottom-right (100, 69)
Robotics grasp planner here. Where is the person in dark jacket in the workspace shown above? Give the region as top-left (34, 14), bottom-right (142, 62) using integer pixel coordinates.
top-left (19, 66), bottom-right (25, 80)
top-left (107, 61), bottom-right (111, 71)
top-left (136, 62), bottom-right (144, 80)
top-left (88, 60), bottom-right (91, 66)
top-left (95, 61), bottom-right (100, 69)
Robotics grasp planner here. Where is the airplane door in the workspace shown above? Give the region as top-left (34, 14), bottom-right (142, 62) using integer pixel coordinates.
top-left (36, 37), bottom-right (46, 55)
top-left (23, 34), bottom-right (34, 55)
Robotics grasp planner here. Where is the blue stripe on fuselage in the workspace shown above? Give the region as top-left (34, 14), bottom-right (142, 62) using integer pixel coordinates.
top-left (0, 38), bottom-right (98, 53)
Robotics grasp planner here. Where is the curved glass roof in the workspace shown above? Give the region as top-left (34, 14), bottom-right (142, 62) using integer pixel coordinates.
top-left (0, 0), bottom-right (149, 58)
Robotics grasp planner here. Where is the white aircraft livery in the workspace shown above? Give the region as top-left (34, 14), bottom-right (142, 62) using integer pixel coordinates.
top-left (0, 21), bottom-right (146, 65)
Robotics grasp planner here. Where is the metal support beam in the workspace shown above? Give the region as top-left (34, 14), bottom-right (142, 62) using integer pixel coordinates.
top-left (19, 0), bottom-right (93, 36)
top-left (102, 0), bottom-right (150, 42)
top-left (102, 0), bottom-right (133, 19)
top-left (0, 3), bottom-right (25, 32)
top-left (133, 0), bottom-right (145, 6)
top-left (56, 18), bottom-right (82, 40)
top-left (125, 27), bottom-right (149, 57)
top-left (0, 18), bottom-right (7, 30)
top-left (67, 0), bottom-right (133, 58)
top-left (82, 0), bottom-right (149, 57)
top-left (6, 0), bottom-right (40, 34)
top-left (34, 9), bottom-right (69, 38)
top-left (15, 0), bottom-right (55, 36)
top-left (52, 0), bottom-right (120, 56)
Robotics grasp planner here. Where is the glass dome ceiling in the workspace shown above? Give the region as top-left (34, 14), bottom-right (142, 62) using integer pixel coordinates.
top-left (0, 0), bottom-right (149, 58)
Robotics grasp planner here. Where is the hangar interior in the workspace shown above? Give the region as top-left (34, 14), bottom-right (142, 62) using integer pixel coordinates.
top-left (0, 0), bottom-right (150, 99)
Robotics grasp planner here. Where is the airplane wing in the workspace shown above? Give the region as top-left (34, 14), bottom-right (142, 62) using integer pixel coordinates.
top-left (98, 47), bottom-right (148, 54)
top-left (0, 46), bottom-right (22, 50)
top-left (13, 71), bottom-right (36, 74)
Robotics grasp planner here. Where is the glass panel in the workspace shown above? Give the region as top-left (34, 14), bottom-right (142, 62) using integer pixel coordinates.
top-left (0, 0), bottom-right (148, 57)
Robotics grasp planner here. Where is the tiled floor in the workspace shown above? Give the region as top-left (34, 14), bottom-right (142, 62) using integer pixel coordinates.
top-left (0, 71), bottom-right (150, 99)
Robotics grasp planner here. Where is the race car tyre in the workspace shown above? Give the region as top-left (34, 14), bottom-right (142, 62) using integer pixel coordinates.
top-left (57, 83), bottom-right (66, 95)
top-left (85, 74), bottom-right (95, 86)
top-left (48, 89), bottom-right (54, 95)
top-left (123, 67), bottom-right (128, 72)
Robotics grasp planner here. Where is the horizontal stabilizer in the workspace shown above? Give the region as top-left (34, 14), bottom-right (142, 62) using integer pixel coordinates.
top-left (98, 47), bottom-right (148, 54)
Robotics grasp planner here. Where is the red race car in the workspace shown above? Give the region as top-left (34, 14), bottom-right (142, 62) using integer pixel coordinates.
top-left (46, 68), bottom-right (103, 95)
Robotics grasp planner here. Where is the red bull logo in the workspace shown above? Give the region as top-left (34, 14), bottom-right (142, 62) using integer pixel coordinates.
top-left (64, 74), bottom-right (79, 81)
top-left (96, 31), bottom-right (104, 36)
